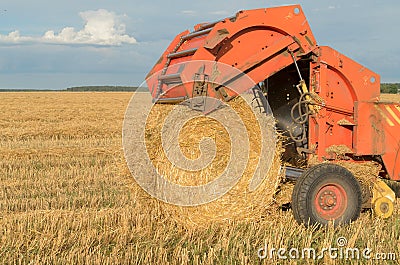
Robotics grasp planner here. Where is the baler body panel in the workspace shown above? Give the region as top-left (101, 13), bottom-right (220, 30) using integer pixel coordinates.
top-left (146, 5), bottom-right (317, 101)
top-left (308, 46), bottom-right (381, 159)
top-left (354, 101), bottom-right (400, 180)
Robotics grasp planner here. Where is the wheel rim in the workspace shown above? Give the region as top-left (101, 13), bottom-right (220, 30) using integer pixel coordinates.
top-left (314, 183), bottom-right (347, 220)
top-left (373, 197), bottom-right (394, 219)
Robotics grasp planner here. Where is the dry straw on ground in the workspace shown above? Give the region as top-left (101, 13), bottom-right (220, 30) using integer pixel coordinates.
top-left (0, 92), bottom-right (399, 264)
top-left (324, 145), bottom-right (381, 200)
top-left (145, 96), bottom-right (283, 227)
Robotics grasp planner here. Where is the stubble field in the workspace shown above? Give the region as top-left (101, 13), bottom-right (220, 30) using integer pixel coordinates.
top-left (1, 92), bottom-right (399, 264)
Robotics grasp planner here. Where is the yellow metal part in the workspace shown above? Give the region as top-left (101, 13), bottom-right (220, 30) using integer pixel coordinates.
top-left (371, 179), bottom-right (396, 218)
top-left (299, 79), bottom-right (308, 94)
top-left (373, 197), bottom-right (394, 219)
top-left (297, 80), bottom-right (316, 113)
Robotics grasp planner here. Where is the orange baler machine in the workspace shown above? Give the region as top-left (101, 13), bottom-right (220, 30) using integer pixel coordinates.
top-left (144, 4), bottom-right (399, 226)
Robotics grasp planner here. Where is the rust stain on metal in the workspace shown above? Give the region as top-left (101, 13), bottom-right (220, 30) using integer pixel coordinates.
top-left (204, 28), bottom-right (230, 49)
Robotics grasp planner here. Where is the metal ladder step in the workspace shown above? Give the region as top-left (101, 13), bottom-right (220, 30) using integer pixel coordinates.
top-left (154, 96), bottom-right (188, 104)
top-left (197, 15), bottom-right (236, 31)
top-left (167, 48), bottom-right (198, 59)
top-left (158, 73), bottom-right (182, 85)
top-left (181, 28), bottom-right (212, 41)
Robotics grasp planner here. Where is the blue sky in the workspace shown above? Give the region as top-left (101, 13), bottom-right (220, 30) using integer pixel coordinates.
top-left (0, 0), bottom-right (399, 89)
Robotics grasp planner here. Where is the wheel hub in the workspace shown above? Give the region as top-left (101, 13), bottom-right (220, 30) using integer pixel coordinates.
top-left (380, 202), bottom-right (389, 213)
top-left (373, 197), bottom-right (394, 218)
top-left (314, 183), bottom-right (347, 220)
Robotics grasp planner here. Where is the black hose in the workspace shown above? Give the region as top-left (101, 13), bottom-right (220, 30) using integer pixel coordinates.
top-left (289, 123), bottom-right (307, 143)
top-left (290, 92), bottom-right (312, 124)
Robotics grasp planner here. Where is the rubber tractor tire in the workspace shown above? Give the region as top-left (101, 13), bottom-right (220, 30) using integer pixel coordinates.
top-left (292, 163), bottom-right (362, 227)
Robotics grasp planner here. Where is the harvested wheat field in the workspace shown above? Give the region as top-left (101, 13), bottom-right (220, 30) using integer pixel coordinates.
top-left (1, 92), bottom-right (399, 264)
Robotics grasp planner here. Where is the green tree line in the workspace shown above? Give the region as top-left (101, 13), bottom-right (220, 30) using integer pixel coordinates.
top-left (1, 84), bottom-right (399, 93)
top-left (66, 86), bottom-right (139, 92)
top-left (380, 83), bottom-right (400, 94)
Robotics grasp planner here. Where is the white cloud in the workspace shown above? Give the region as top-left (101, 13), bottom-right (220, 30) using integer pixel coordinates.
top-left (0, 9), bottom-right (137, 46)
top-left (0, 30), bottom-right (33, 43)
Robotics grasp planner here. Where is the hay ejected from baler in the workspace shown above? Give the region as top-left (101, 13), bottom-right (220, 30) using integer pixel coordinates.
top-left (124, 4), bottom-right (399, 226)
